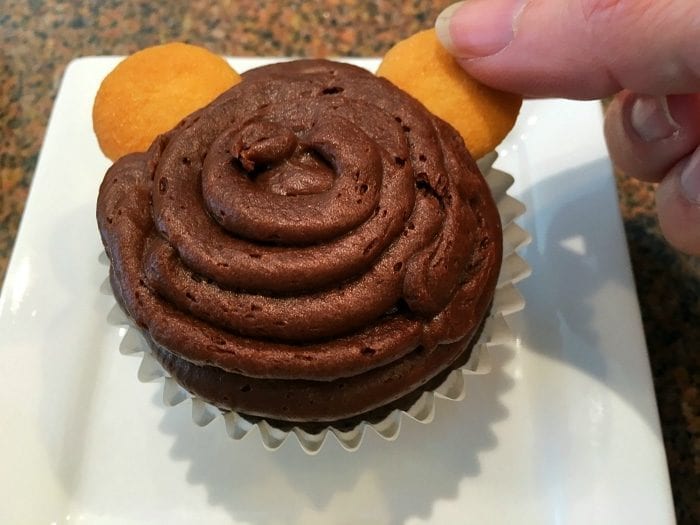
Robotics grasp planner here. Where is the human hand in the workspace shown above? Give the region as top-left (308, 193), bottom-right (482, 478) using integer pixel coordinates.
top-left (435, 0), bottom-right (700, 255)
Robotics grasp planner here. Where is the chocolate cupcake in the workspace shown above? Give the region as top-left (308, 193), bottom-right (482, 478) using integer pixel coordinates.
top-left (97, 59), bottom-right (506, 441)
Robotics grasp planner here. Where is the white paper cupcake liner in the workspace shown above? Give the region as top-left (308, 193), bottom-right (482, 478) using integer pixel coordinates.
top-left (100, 152), bottom-right (530, 455)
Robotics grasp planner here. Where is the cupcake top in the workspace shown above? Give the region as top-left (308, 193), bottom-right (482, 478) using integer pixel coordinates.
top-left (97, 59), bottom-right (502, 420)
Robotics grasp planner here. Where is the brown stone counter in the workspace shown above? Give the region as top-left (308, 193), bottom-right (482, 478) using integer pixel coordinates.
top-left (0, 1), bottom-right (697, 522)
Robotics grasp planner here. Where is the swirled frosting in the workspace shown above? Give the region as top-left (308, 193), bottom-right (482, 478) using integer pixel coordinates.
top-left (97, 60), bottom-right (502, 423)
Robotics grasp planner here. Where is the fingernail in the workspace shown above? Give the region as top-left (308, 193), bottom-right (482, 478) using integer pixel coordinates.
top-left (679, 147), bottom-right (700, 204)
top-left (435, 0), bottom-right (526, 59)
top-left (630, 95), bottom-right (680, 142)
top-left (435, 2), bottom-right (465, 53)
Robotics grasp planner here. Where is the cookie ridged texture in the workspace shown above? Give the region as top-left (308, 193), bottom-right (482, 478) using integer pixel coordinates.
top-left (97, 59), bottom-right (502, 422)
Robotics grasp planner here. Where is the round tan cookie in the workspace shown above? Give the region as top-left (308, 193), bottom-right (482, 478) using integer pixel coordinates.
top-left (93, 42), bottom-right (241, 161)
top-left (377, 29), bottom-right (521, 159)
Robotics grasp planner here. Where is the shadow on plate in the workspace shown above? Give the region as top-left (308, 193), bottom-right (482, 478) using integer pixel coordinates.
top-left (514, 158), bottom-right (667, 435)
top-left (155, 344), bottom-right (515, 525)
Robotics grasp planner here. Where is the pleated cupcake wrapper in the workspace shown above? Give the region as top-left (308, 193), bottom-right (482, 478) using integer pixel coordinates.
top-left (100, 151), bottom-right (531, 455)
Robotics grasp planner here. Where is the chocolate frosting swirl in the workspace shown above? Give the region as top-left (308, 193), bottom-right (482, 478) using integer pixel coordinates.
top-left (97, 60), bottom-right (502, 422)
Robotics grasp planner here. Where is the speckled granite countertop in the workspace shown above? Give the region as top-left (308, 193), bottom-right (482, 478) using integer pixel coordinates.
top-left (0, 1), bottom-right (697, 522)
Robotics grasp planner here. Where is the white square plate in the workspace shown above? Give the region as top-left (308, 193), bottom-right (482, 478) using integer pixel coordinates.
top-left (0, 58), bottom-right (675, 525)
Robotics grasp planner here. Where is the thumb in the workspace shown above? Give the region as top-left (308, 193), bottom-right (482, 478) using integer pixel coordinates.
top-left (435, 0), bottom-right (700, 99)
top-left (655, 148), bottom-right (700, 256)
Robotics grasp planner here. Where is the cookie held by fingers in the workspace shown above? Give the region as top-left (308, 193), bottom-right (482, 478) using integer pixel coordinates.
top-left (378, 29), bottom-right (522, 160)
